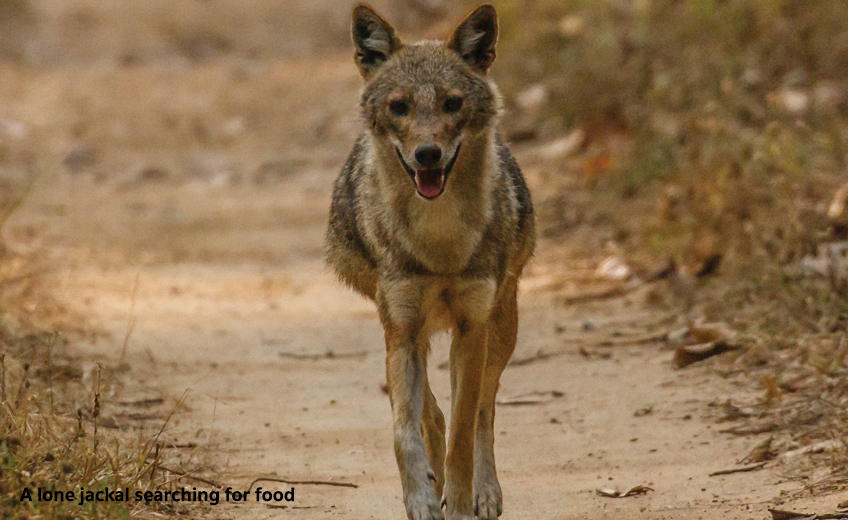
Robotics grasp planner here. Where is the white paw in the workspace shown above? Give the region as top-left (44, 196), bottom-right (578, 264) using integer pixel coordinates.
top-left (406, 488), bottom-right (444, 520)
top-left (473, 481), bottom-right (502, 519)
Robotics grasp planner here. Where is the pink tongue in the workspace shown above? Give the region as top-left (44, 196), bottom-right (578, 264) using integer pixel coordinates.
top-left (415, 170), bottom-right (444, 199)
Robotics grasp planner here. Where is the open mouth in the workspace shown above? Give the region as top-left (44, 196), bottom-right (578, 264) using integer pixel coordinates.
top-left (395, 144), bottom-right (461, 200)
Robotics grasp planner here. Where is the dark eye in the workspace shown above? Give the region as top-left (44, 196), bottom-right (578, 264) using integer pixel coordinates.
top-left (389, 99), bottom-right (410, 116)
top-left (444, 96), bottom-right (463, 113)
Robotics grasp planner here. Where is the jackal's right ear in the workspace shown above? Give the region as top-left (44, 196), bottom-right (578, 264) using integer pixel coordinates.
top-left (352, 5), bottom-right (402, 79)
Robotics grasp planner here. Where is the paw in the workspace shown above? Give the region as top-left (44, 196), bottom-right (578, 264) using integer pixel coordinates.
top-left (473, 481), bottom-right (502, 519)
top-left (406, 488), bottom-right (444, 520)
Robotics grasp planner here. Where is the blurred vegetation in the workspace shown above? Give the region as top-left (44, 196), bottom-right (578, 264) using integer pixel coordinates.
top-left (497, 0), bottom-right (848, 297)
top-left (493, 0), bottom-right (848, 480)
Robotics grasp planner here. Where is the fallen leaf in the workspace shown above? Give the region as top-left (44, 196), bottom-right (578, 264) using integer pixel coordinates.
top-left (596, 256), bottom-right (631, 281)
top-left (828, 180), bottom-right (848, 221)
top-left (782, 440), bottom-right (842, 459)
top-left (742, 437), bottom-right (777, 464)
top-left (689, 323), bottom-right (735, 344)
top-left (634, 405), bottom-right (654, 417)
top-left (800, 242), bottom-right (848, 280)
top-left (673, 340), bottom-right (740, 368)
top-left (695, 254), bottom-right (722, 278)
top-left (582, 153), bottom-right (612, 184)
top-left (596, 485), bottom-right (653, 498)
top-left (534, 130), bottom-right (585, 160)
top-left (497, 391), bottom-right (564, 406)
top-left (666, 327), bottom-right (694, 346)
top-left (762, 376), bottom-right (782, 404)
top-left (768, 509), bottom-right (817, 520)
top-left (709, 461), bottom-right (767, 476)
top-left (621, 485), bottom-right (653, 497)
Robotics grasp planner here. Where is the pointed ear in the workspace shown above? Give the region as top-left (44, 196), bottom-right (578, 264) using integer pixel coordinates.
top-left (352, 5), bottom-right (402, 79)
top-left (447, 4), bottom-right (498, 74)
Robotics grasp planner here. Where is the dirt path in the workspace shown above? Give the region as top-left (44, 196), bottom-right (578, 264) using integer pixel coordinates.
top-left (6, 58), bottom-right (835, 520)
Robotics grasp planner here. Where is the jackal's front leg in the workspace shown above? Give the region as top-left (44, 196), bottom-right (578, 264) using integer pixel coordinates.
top-left (445, 318), bottom-right (487, 520)
top-left (379, 290), bottom-right (443, 520)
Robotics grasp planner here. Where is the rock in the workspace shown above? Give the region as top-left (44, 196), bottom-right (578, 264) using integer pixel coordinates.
top-left (254, 160), bottom-right (293, 185)
top-left (515, 84), bottom-right (548, 112)
top-left (190, 156), bottom-right (240, 186)
top-left (62, 147), bottom-right (97, 174)
top-left (559, 15), bottom-right (586, 38)
top-left (533, 130), bottom-right (585, 160)
top-left (136, 166), bottom-right (171, 184)
top-left (769, 89), bottom-right (809, 115)
top-left (0, 119), bottom-right (28, 140)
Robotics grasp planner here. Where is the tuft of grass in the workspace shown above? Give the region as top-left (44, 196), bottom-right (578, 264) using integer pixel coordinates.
top-left (0, 185), bottom-right (204, 518)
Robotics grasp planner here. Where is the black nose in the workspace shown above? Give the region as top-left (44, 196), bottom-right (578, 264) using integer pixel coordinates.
top-left (415, 144), bottom-right (442, 168)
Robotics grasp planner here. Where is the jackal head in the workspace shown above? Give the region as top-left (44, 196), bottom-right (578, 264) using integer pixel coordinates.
top-left (352, 4), bottom-right (500, 200)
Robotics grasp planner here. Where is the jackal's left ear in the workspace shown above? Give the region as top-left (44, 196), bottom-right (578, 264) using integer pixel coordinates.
top-left (352, 5), bottom-right (402, 79)
top-left (447, 4), bottom-right (498, 74)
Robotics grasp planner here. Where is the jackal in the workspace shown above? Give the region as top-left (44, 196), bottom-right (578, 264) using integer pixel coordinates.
top-left (325, 4), bottom-right (535, 519)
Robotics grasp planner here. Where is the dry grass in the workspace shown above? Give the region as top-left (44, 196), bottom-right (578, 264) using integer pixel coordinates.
top-left (494, 0), bottom-right (848, 494)
top-left (0, 184), bottom-right (210, 518)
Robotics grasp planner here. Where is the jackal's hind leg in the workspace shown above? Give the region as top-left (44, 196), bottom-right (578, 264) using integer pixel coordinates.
top-left (422, 385), bottom-right (446, 497)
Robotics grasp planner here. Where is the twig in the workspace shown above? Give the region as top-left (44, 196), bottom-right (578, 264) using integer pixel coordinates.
top-left (709, 462), bottom-right (767, 476)
top-left (247, 476), bottom-right (358, 492)
top-left (509, 349), bottom-right (561, 367)
top-left (14, 364), bottom-right (29, 410)
top-left (132, 389), bottom-right (189, 487)
top-left (121, 273), bottom-right (140, 360)
top-left (599, 331), bottom-right (670, 347)
top-left (47, 331), bottom-right (59, 414)
top-left (1, 353), bottom-right (5, 405)
top-left (157, 465), bottom-right (222, 489)
top-left (719, 423), bottom-right (780, 436)
top-left (93, 364), bottom-right (101, 457)
top-left (561, 286), bottom-right (632, 305)
top-left (278, 350), bottom-right (368, 361)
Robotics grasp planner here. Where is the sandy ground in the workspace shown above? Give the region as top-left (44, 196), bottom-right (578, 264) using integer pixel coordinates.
top-left (4, 57), bottom-right (843, 519)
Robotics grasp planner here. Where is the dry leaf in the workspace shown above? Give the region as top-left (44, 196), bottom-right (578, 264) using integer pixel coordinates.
top-left (695, 253), bottom-right (722, 278)
top-left (742, 436), bottom-right (777, 464)
top-left (769, 509), bottom-right (816, 520)
top-left (689, 323), bottom-right (735, 344)
top-left (634, 405), bottom-right (654, 417)
top-left (582, 154), bottom-right (612, 184)
top-left (828, 180), bottom-right (848, 220)
top-left (709, 462), bottom-right (767, 476)
top-left (497, 390), bottom-right (564, 406)
top-left (596, 485), bottom-right (653, 498)
top-left (673, 340), bottom-right (740, 368)
top-left (782, 440), bottom-right (842, 459)
top-left (762, 376), bottom-right (782, 405)
top-left (596, 256), bottom-right (631, 281)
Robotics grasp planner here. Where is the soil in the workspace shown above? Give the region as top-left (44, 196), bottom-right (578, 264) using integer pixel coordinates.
top-left (4, 54), bottom-right (844, 520)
